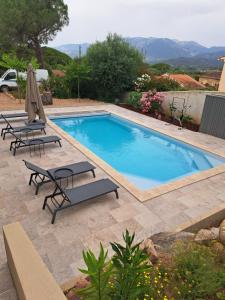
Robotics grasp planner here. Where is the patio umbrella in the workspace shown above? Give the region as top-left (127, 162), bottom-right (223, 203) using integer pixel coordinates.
top-left (25, 64), bottom-right (46, 124)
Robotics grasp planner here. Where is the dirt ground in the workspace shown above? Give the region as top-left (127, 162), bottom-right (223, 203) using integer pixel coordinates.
top-left (0, 92), bottom-right (104, 111)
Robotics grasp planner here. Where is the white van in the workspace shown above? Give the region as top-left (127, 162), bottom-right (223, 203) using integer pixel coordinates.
top-left (0, 69), bottom-right (49, 92)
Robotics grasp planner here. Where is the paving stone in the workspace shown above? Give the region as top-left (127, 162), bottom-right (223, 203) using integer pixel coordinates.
top-left (0, 265), bottom-right (13, 294)
top-left (110, 204), bottom-right (140, 223)
top-left (109, 218), bottom-right (143, 240)
top-left (0, 289), bottom-right (17, 300)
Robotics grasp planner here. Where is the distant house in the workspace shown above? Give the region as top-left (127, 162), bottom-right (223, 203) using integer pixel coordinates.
top-left (161, 73), bottom-right (205, 89)
top-left (199, 72), bottom-right (221, 89)
top-left (218, 56), bottom-right (225, 92)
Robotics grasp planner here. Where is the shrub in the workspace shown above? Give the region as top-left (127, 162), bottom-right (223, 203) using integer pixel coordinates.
top-left (140, 264), bottom-right (170, 299)
top-left (148, 77), bottom-right (181, 91)
top-left (64, 59), bottom-right (91, 98)
top-left (170, 241), bottom-right (225, 299)
top-left (49, 76), bottom-right (71, 99)
top-left (126, 91), bottom-right (142, 109)
top-left (16, 76), bottom-right (27, 99)
top-left (42, 47), bottom-right (72, 69)
top-left (86, 33), bottom-right (144, 101)
top-left (134, 73), bottom-right (151, 92)
top-left (150, 63), bottom-right (172, 75)
top-left (140, 90), bottom-right (164, 113)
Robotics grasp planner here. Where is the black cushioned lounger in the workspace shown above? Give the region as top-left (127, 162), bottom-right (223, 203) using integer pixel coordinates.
top-left (0, 112), bottom-right (28, 119)
top-left (1, 115), bottom-right (46, 139)
top-left (43, 172), bottom-right (119, 224)
top-left (9, 132), bottom-right (61, 155)
top-left (23, 160), bottom-right (96, 195)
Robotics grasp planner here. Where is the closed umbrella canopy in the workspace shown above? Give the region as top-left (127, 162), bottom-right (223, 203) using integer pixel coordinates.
top-left (25, 64), bottom-right (46, 124)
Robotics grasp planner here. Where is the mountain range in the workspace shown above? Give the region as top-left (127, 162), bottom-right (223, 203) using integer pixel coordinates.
top-left (55, 37), bottom-right (225, 70)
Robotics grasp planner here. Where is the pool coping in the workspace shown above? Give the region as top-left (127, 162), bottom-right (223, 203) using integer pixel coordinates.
top-left (47, 109), bottom-right (225, 202)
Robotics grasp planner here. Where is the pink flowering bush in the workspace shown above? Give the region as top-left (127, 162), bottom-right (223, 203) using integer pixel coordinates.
top-left (140, 90), bottom-right (164, 114)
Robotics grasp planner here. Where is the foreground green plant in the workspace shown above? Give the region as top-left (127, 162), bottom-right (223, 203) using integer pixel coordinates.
top-left (171, 241), bottom-right (225, 299)
top-left (110, 230), bottom-right (151, 300)
top-left (78, 243), bottom-right (113, 300)
top-left (75, 233), bottom-right (225, 300)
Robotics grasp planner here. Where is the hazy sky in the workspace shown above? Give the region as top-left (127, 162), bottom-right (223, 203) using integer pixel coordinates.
top-left (48, 0), bottom-right (225, 47)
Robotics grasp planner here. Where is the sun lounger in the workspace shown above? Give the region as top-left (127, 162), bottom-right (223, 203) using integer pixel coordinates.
top-left (1, 115), bottom-right (46, 139)
top-left (9, 132), bottom-right (62, 156)
top-left (23, 160), bottom-right (96, 195)
top-left (43, 172), bottom-right (119, 224)
top-left (0, 112), bottom-right (28, 119)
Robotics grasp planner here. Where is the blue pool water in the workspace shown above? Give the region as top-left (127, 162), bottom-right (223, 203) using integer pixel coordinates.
top-left (51, 114), bottom-right (225, 190)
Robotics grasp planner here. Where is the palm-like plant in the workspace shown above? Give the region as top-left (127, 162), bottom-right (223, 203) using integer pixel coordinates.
top-left (78, 243), bottom-right (113, 300)
top-left (110, 230), bottom-right (151, 300)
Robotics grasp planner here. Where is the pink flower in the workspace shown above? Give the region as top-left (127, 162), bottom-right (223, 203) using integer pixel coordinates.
top-left (140, 90), bottom-right (164, 113)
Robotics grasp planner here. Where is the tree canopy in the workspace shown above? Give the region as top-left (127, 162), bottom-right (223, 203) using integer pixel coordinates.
top-left (0, 0), bottom-right (69, 68)
top-left (150, 63), bottom-right (172, 75)
top-left (86, 33), bottom-right (144, 100)
top-left (42, 47), bottom-right (72, 70)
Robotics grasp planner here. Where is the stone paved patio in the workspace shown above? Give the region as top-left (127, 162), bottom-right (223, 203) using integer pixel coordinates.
top-left (1, 104), bottom-right (225, 299)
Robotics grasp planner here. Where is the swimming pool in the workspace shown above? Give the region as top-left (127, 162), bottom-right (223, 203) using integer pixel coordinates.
top-left (51, 114), bottom-right (225, 191)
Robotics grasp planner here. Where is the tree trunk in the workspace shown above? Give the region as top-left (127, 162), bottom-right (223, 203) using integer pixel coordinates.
top-left (32, 39), bottom-right (45, 68)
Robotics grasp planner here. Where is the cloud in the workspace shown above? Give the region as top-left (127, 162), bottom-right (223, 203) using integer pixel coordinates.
top-left (48, 0), bottom-right (225, 47)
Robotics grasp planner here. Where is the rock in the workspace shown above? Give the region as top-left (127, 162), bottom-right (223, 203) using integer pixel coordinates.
top-left (194, 229), bottom-right (218, 245)
top-left (73, 276), bottom-right (90, 289)
top-left (211, 241), bottom-right (225, 253)
top-left (210, 227), bottom-right (220, 237)
top-left (66, 290), bottom-right (80, 300)
top-left (219, 219), bottom-right (225, 245)
top-left (150, 231), bottom-right (195, 251)
top-left (140, 238), bottom-right (158, 264)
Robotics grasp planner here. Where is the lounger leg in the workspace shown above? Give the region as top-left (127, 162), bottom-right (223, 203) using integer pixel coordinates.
top-left (1, 128), bottom-right (6, 136)
top-left (42, 195), bottom-right (49, 210)
top-left (13, 147), bottom-right (17, 156)
top-left (114, 189), bottom-right (119, 199)
top-left (29, 173), bottom-right (35, 185)
top-left (10, 141), bottom-right (14, 151)
top-left (35, 184), bottom-right (41, 195)
top-left (58, 140), bottom-right (62, 147)
top-left (51, 211), bottom-right (57, 224)
top-left (91, 170), bottom-right (96, 178)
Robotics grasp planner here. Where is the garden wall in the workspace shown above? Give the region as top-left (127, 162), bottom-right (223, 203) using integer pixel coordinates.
top-left (162, 91), bottom-right (225, 125)
top-left (3, 222), bottom-right (67, 300)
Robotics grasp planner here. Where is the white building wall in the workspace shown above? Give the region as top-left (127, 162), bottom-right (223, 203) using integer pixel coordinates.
top-left (162, 91), bottom-right (225, 125)
top-left (219, 57), bottom-right (225, 92)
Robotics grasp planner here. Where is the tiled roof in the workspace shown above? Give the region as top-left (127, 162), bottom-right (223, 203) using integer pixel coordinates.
top-left (161, 73), bottom-right (205, 89)
top-left (52, 69), bottom-right (65, 77)
top-left (199, 72), bottom-right (221, 80)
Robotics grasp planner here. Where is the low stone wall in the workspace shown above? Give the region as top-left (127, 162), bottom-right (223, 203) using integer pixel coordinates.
top-left (162, 91), bottom-right (225, 125)
top-left (3, 222), bottom-right (67, 300)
